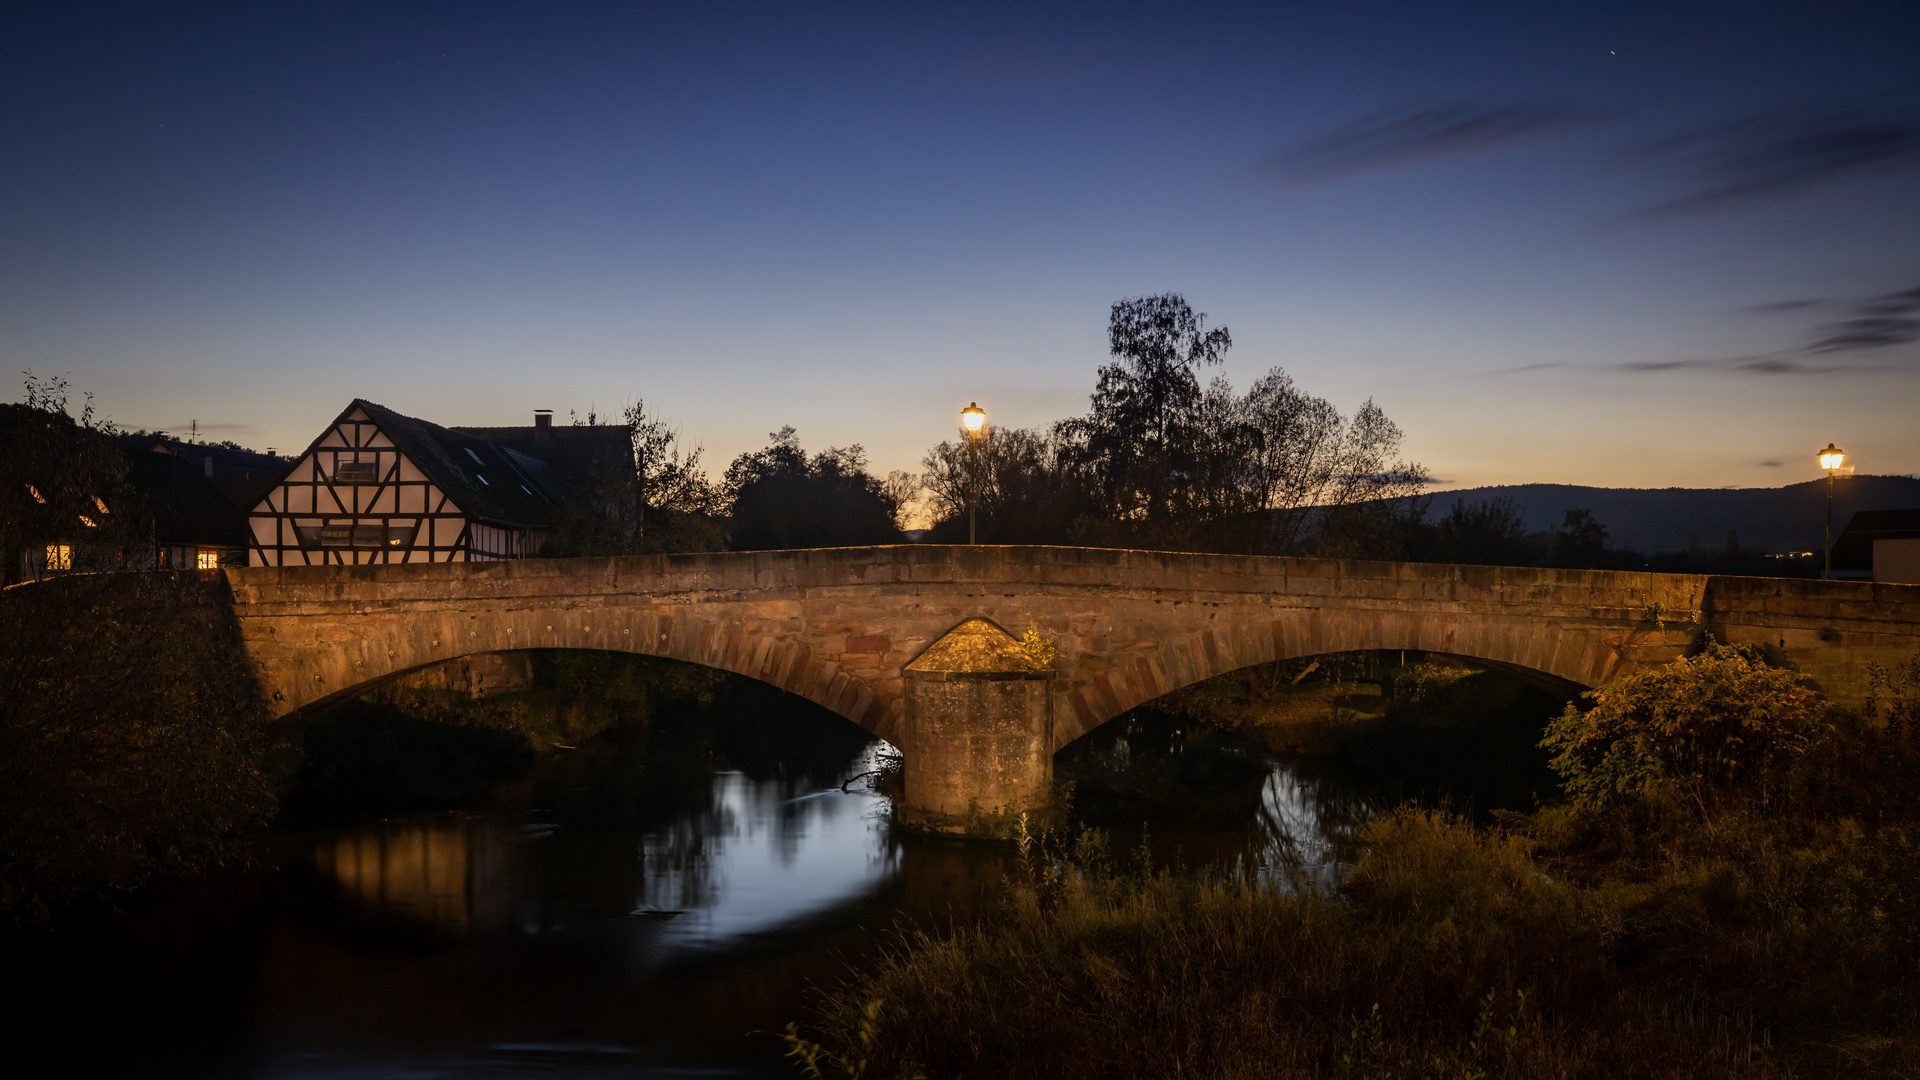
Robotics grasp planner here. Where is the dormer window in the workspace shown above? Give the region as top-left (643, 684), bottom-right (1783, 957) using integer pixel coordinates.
top-left (335, 461), bottom-right (379, 483)
top-left (465, 448), bottom-right (484, 465)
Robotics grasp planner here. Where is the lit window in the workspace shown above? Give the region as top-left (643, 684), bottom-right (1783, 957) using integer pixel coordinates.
top-left (93, 496), bottom-right (109, 514)
top-left (196, 549), bottom-right (221, 570)
top-left (27, 484), bottom-right (45, 504)
top-left (46, 544), bottom-right (71, 571)
top-left (79, 515), bottom-right (97, 528)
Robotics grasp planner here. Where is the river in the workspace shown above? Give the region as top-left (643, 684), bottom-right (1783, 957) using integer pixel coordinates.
top-left (8, 668), bottom-right (1554, 1078)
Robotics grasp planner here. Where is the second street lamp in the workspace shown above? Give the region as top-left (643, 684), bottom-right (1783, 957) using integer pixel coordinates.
top-left (1819, 443), bottom-right (1846, 580)
top-left (961, 403), bottom-right (986, 545)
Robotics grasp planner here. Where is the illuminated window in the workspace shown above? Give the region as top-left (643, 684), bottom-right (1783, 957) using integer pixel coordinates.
top-left (196, 549), bottom-right (221, 570)
top-left (46, 544), bottom-right (71, 571)
top-left (27, 484), bottom-right (45, 504)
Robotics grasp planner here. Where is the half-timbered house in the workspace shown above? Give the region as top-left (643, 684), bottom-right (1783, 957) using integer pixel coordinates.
top-left (248, 400), bottom-right (562, 566)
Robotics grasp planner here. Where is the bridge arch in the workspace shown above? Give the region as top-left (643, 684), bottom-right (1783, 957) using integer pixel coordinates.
top-left (228, 545), bottom-right (1920, 826)
top-left (258, 603), bottom-right (892, 737)
top-left (1053, 609), bottom-right (1625, 747)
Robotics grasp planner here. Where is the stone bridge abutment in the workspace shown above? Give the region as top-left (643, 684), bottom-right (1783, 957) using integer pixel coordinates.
top-left (225, 546), bottom-right (1920, 830)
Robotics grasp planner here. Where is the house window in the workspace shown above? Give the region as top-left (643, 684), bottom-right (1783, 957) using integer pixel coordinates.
top-left (296, 522), bottom-right (418, 549)
top-left (46, 544), bottom-right (72, 571)
top-left (334, 461), bottom-right (380, 483)
top-left (196, 548), bottom-right (221, 570)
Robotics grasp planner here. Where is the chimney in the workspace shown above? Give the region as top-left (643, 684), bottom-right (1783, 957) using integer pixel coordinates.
top-left (534, 410), bottom-right (552, 442)
top-left (203, 456), bottom-right (214, 479)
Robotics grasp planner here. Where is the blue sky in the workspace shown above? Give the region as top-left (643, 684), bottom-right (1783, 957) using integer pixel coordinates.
top-left (4, 1), bottom-right (1916, 489)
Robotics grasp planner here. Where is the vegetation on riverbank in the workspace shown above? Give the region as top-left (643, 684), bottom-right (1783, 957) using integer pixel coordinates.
top-left (788, 647), bottom-right (1920, 1079)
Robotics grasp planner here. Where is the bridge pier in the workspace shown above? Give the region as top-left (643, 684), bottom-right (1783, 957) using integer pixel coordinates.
top-left (898, 619), bottom-right (1055, 833)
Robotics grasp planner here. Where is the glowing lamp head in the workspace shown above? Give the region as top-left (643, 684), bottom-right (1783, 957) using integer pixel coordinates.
top-left (1818, 444), bottom-right (1846, 472)
top-left (961, 402), bottom-right (986, 433)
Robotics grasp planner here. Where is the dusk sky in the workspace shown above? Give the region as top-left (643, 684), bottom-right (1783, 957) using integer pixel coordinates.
top-left (4, 1), bottom-right (1916, 490)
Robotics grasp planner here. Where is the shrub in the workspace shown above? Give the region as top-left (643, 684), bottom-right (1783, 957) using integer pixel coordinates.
top-left (0, 573), bottom-right (276, 920)
top-left (1541, 642), bottom-right (1829, 815)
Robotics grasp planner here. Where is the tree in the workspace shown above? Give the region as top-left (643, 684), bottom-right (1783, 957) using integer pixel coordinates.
top-left (725, 428), bottom-right (903, 550)
top-left (1541, 641), bottom-right (1829, 815)
top-left (1, 374), bottom-right (141, 584)
top-left (1423, 498), bottom-right (1533, 566)
top-left (0, 376), bottom-right (274, 920)
top-left (1548, 509), bottom-right (1609, 569)
top-left (541, 398), bottom-right (723, 557)
top-left (915, 296), bottom-right (1429, 557)
top-left (1081, 294), bottom-right (1233, 524)
top-left (920, 424), bottom-right (1097, 544)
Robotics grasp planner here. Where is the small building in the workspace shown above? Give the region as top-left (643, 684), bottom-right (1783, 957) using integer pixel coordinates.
top-left (124, 437), bottom-right (286, 569)
top-left (1832, 509), bottom-right (1920, 585)
top-left (248, 400), bottom-right (571, 566)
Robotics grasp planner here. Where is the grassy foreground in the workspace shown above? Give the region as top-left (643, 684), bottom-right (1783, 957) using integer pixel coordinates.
top-left (788, 650), bottom-right (1920, 1079)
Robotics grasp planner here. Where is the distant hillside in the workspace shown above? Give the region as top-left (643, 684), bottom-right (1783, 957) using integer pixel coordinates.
top-left (1428, 475), bottom-right (1920, 555)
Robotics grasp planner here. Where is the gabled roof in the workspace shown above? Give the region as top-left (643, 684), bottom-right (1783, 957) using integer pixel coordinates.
top-left (304, 400), bottom-right (561, 529)
top-left (453, 422), bottom-right (631, 497)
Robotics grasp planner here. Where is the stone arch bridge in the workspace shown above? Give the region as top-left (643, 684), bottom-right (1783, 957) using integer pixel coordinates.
top-left (227, 545), bottom-right (1920, 828)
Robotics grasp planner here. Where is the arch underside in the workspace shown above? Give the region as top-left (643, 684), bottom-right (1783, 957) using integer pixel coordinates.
top-left (255, 606), bottom-right (897, 740)
top-left (1053, 610), bottom-right (1634, 748)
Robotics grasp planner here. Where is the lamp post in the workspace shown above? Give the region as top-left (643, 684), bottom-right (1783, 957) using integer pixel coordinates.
top-left (961, 402), bottom-right (986, 545)
top-left (1818, 443), bottom-right (1845, 580)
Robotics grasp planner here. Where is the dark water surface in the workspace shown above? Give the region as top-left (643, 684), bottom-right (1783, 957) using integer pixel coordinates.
top-left (8, 680), bottom-right (1553, 1079)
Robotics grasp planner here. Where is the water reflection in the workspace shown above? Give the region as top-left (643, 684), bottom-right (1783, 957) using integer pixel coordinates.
top-left (1253, 765), bottom-right (1379, 889)
top-left (315, 817), bottom-right (521, 937)
top-left (309, 763), bottom-right (898, 960)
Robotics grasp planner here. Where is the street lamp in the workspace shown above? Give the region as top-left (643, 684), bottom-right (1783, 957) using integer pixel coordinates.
top-left (1818, 443), bottom-right (1845, 580)
top-left (961, 403), bottom-right (986, 545)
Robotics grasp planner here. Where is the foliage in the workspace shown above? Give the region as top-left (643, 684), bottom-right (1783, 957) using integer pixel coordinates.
top-left (1419, 498), bottom-right (1533, 566)
top-left (918, 294), bottom-right (1429, 556)
top-left (0, 572), bottom-right (276, 921)
top-left (540, 398), bottom-right (725, 557)
top-left (790, 810), bottom-right (1781, 1079)
top-left (725, 427), bottom-right (904, 550)
top-left (1018, 623), bottom-right (1058, 669)
top-left (1079, 292), bottom-right (1235, 525)
top-left (1, 374), bottom-right (142, 584)
top-left (798, 655), bottom-right (1920, 1077)
top-left (1548, 508), bottom-right (1611, 569)
top-left (1541, 642), bottom-right (1829, 814)
top-left (0, 378), bottom-right (274, 921)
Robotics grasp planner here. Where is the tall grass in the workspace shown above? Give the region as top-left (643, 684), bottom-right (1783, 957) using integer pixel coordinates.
top-left (788, 811), bottom-right (1785, 1079)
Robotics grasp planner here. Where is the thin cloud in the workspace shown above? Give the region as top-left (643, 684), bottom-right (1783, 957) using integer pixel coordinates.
top-left (1636, 100), bottom-right (1920, 215)
top-left (1748, 299), bottom-right (1822, 313)
top-left (1808, 285), bottom-right (1920, 353)
top-left (1270, 101), bottom-right (1606, 181)
top-left (1616, 354), bottom-right (1884, 375)
top-left (1760, 460), bottom-right (1783, 467)
top-left (1616, 284), bottom-right (1920, 374)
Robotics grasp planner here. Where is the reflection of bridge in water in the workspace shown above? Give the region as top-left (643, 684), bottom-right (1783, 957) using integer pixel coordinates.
top-left (232, 545), bottom-right (1920, 828)
top-left (312, 759), bottom-right (905, 944)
